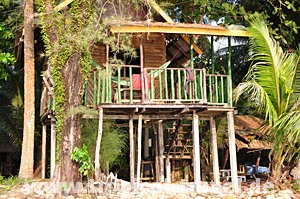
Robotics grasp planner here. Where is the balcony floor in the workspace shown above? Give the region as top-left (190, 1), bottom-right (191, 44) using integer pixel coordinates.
top-left (91, 102), bottom-right (234, 120)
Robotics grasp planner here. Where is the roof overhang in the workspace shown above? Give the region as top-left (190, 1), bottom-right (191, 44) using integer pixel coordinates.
top-left (111, 22), bottom-right (250, 37)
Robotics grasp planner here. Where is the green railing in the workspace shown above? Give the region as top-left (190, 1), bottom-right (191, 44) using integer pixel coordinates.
top-left (144, 68), bottom-right (207, 103)
top-left (84, 66), bottom-right (231, 106)
top-left (206, 74), bottom-right (230, 104)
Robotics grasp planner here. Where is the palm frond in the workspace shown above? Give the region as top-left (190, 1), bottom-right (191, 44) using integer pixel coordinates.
top-left (246, 16), bottom-right (297, 116)
top-left (234, 80), bottom-right (278, 125)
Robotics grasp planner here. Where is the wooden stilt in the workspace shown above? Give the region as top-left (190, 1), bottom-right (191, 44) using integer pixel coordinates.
top-left (41, 124), bottom-right (46, 179)
top-left (166, 156), bottom-right (171, 183)
top-left (193, 111), bottom-right (201, 193)
top-left (137, 115), bottom-right (143, 188)
top-left (140, 36), bottom-right (145, 102)
top-left (129, 115), bottom-right (135, 190)
top-left (94, 108), bottom-right (103, 181)
top-left (222, 147), bottom-right (229, 169)
top-left (255, 150), bottom-right (261, 174)
top-left (144, 128), bottom-right (149, 159)
top-left (171, 159), bottom-right (175, 182)
top-left (158, 120), bottom-right (164, 182)
top-left (50, 118), bottom-right (56, 178)
top-left (210, 117), bottom-right (220, 185)
top-left (227, 111), bottom-right (239, 193)
top-left (152, 121), bottom-right (160, 182)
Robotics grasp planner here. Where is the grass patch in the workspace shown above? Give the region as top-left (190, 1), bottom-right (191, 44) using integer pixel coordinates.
top-left (0, 175), bottom-right (32, 192)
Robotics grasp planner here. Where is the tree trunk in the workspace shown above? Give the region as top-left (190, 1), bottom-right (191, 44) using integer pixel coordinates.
top-left (19, 0), bottom-right (35, 179)
top-left (57, 54), bottom-right (84, 182)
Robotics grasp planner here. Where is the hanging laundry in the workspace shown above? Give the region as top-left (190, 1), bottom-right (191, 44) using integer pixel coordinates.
top-left (185, 67), bottom-right (194, 94)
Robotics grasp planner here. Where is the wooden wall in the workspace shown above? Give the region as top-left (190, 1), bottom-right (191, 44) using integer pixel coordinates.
top-left (91, 45), bottom-right (106, 69)
top-left (131, 33), bottom-right (166, 68)
top-left (92, 33), bottom-right (166, 69)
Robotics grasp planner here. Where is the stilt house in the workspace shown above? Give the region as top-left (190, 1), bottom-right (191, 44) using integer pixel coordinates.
top-left (39, 0), bottom-right (250, 193)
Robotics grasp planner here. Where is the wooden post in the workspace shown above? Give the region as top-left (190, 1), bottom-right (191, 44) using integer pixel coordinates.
top-left (158, 120), bottom-right (164, 182)
top-left (227, 37), bottom-right (233, 106)
top-left (210, 117), bottom-right (220, 185)
top-left (129, 115), bottom-right (135, 189)
top-left (193, 111), bottom-right (201, 193)
top-left (227, 111), bottom-right (239, 193)
top-left (50, 118), bottom-right (56, 178)
top-left (152, 121), bottom-right (160, 182)
top-left (140, 36), bottom-right (145, 102)
top-left (137, 115), bottom-right (143, 188)
top-left (255, 150), bottom-right (261, 174)
top-left (94, 108), bottom-right (103, 181)
top-left (144, 128), bottom-right (149, 159)
top-left (41, 124), bottom-right (46, 179)
top-left (166, 156), bottom-right (171, 183)
top-left (222, 147), bottom-right (229, 169)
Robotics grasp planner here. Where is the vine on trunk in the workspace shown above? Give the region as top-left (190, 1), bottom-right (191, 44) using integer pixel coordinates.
top-left (37, 0), bottom-right (149, 167)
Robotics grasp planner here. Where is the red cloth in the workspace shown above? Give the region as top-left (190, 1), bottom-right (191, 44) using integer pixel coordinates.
top-left (132, 74), bottom-right (151, 90)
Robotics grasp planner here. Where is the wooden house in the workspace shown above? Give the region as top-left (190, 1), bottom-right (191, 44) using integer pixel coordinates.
top-left (39, 0), bottom-right (250, 193)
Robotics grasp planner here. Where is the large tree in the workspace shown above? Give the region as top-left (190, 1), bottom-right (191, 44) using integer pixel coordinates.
top-left (37, 0), bottom-right (144, 183)
top-left (19, 0), bottom-right (35, 179)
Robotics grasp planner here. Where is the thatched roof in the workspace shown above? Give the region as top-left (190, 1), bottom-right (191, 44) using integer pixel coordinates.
top-left (223, 115), bottom-right (271, 151)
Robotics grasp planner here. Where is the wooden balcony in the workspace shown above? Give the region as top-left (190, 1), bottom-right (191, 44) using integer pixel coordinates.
top-left (84, 65), bottom-right (232, 108)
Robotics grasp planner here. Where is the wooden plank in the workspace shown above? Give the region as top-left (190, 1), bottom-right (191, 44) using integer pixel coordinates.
top-left (144, 128), bottom-right (149, 158)
top-left (159, 70), bottom-right (162, 99)
top-left (178, 70), bottom-right (182, 99)
top-left (166, 156), bottom-right (171, 183)
top-left (158, 120), bottom-right (164, 182)
top-left (215, 76), bottom-right (218, 103)
top-left (148, 0), bottom-right (174, 23)
top-left (171, 70), bottom-right (175, 99)
top-left (140, 37), bottom-right (145, 103)
top-left (227, 111), bottom-right (239, 193)
top-left (129, 115), bottom-right (135, 190)
top-left (192, 111), bottom-right (201, 193)
top-left (94, 108), bottom-right (103, 181)
top-left (150, 70), bottom-right (154, 100)
top-left (184, 70), bottom-right (187, 99)
top-left (93, 72), bottom-right (97, 105)
top-left (54, 0), bottom-right (74, 11)
top-left (103, 114), bottom-right (209, 120)
top-left (111, 25), bottom-right (250, 37)
top-left (210, 117), bottom-right (220, 185)
top-left (137, 115), bottom-right (143, 188)
top-left (117, 67), bottom-right (121, 103)
top-left (129, 67), bottom-right (133, 103)
top-left (152, 121), bottom-right (160, 182)
top-left (164, 70), bottom-right (168, 100)
top-left (97, 70), bottom-right (101, 104)
top-left (41, 124), bottom-right (46, 179)
top-left (50, 119), bottom-right (56, 178)
top-left (227, 37), bottom-right (233, 106)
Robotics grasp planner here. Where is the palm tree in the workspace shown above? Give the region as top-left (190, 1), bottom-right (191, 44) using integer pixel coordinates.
top-left (234, 15), bottom-right (300, 181)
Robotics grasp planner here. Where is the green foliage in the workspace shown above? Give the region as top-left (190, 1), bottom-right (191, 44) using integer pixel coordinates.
top-left (158, 0), bottom-right (299, 48)
top-left (291, 180), bottom-right (300, 193)
top-left (37, 0), bottom-right (143, 162)
top-left (70, 144), bottom-right (94, 176)
top-left (82, 119), bottom-right (128, 170)
top-left (234, 15), bottom-right (300, 177)
top-left (0, 176), bottom-right (30, 191)
top-left (0, 1), bottom-right (19, 82)
top-left (0, 68), bottom-right (24, 150)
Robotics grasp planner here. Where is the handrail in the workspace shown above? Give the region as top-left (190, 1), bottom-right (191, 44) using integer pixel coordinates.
top-left (85, 66), bottom-right (231, 106)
